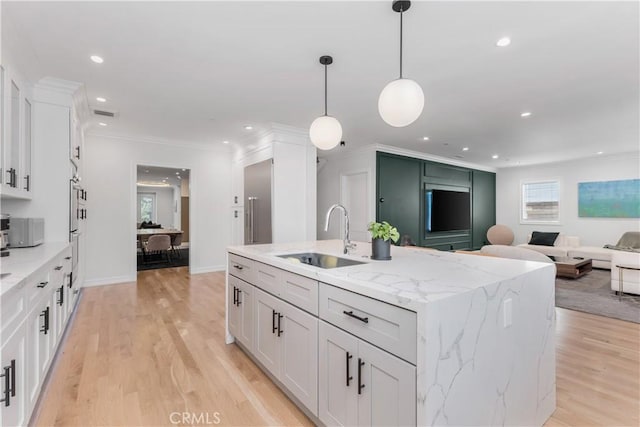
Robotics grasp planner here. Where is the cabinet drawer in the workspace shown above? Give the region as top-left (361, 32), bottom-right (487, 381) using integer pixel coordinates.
top-left (1, 282), bottom-right (27, 345)
top-left (319, 283), bottom-right (416, 365)
top-left (280, 270), bottom-right (318, 315)
top-left (26, 268), bottom-right (50, 310)
top-left (254, 262), bottom-right (281, 297)
top-left (228, 253), bottom-right (255, 283)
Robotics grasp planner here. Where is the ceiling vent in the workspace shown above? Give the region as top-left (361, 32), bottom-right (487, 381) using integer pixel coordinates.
top-left (93, 109), bottom-right (118, 118)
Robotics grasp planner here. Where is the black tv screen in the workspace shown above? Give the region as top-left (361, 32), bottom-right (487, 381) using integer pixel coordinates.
top-left (426, 189), bottom-right (471, 232)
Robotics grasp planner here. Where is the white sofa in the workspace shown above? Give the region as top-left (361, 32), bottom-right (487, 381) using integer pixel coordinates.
top-left (518, 234), bottom-right (618, 269)
top-left (611, 251), bottom-right (640, 296)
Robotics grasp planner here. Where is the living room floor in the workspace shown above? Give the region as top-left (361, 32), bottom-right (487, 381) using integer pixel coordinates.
top-left (32, 268), bottom-right (639, 426)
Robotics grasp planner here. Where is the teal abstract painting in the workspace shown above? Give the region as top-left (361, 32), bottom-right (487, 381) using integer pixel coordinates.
top-left (578, 179), bottom-right (640, 218)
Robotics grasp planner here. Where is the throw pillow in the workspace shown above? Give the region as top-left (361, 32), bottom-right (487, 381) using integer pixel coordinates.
top-left (529, 231), bottom-right (560, 246)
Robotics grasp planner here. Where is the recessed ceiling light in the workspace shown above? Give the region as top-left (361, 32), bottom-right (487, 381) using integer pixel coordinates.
top-left (165, 177), bottom-right (169, 179)
top-left (96, 97), bottom-right (106, 103)
top-left (175, 172), bottom-right (180, 175)
top-left (222, 140), bottom-right (230, 144)
top-left (492, 154), bottom-right (499, 159)
top-left (90, 55), bottom-right (104, 64)
top-left (244, 125), bottom-right (253, 130)
top-left (182, 168), bottom-right (186, 171)
top-left (597, 151), bottom-right (604, 155)
top-left (98, 122), bottom-right (107, 126)
top-left (422, 136), bottom-right (430, 141)
top-left (520, 112), bottom-right (532, 118)
top-left (462, 147), bottom-right (469, 151)
top-left (496, 37), bottom-right (511, 47)
top-left (144, 169), bottom-right (149, 173)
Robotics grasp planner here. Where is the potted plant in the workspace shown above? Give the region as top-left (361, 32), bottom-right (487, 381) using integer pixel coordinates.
top-left (368, 221), bottom-right (400, 260)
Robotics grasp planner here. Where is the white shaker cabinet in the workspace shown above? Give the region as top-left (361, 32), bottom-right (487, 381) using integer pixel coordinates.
top-left (0, 322), bottom-right (27, 427)
top-left (227, 275), bottom-right (254, 351)
top-left (253, 288), bottom-right (281, 378)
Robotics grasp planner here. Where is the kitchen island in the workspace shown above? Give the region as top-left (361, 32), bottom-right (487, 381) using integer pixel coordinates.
top-left (226, 240), bottom-right (556, 426)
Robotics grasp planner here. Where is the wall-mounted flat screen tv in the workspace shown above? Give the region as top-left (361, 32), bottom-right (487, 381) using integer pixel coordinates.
top-left (425, 189), bottom-right (471, 232)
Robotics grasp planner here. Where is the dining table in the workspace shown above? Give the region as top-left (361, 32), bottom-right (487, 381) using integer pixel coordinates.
top-left (136, 228), bottom-right (183, 244)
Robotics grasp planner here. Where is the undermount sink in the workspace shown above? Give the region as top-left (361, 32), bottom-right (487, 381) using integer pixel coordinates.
top-left (278, 252), bottom-right (365, 269)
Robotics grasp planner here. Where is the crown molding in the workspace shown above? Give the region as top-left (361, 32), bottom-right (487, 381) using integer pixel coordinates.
top-left (85, 131), bottom-right (231, 153)
top-left (374, 144), bottom-right (497, 172)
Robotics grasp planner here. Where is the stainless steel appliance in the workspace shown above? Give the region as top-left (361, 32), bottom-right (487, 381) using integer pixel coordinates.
top-left (244, 159), bottom-right (272, 245)
top-left (8, 218), bottom-right (45, 247)
top-left (1, 214), bottom-right (9, 257)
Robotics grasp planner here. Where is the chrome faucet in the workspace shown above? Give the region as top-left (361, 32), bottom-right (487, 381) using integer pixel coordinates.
top-left (324, 204), bottom-right (356, 254)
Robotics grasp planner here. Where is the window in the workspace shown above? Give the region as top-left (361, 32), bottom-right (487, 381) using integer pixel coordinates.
top-left (138, 193), bottom-right (156, 222)
top-left (521, 180), bottom-right (560, 223)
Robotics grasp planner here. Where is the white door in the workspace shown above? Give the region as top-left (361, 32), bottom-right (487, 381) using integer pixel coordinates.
top-left (236, 279), bottom-right (254, 351)
top-left (253, 289), bottom-right (281, 377)
top-left (280, 303), bottom-right (318, 416)
top-left (318, 321), bottom-right (358, 427)
top-left (357, 339), bottom-right (416, 427)
top-left (0, 323), bottom-right (26, 427)
top-left (227, 276), bottom-right (240, 340)
top-left (341, 171), bottom-right (371, 242)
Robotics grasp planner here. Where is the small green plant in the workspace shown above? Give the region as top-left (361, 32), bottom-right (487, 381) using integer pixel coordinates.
top-left (367, 221), bottom-right (400, 243)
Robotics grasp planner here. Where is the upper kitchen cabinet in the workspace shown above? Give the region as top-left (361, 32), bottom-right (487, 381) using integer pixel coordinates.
top-left (0, 64), bottom-right (34, 200)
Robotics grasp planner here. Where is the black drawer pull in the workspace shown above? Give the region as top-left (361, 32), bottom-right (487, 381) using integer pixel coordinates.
top-left (233, 264), bottom-right (243, 270)
top-left (346, 351), bottom-right (353, 386)
top-left (236, 289), bottom-right (242, 306)
top-left (277, 313), bottom-right (283, 337)
top-left (358, 358), bottom-right (365, 395)
top-left (343, 310), bottom-right (369, 324)
top-left (58, 286), bottom-right (64, 306)
top-left (272, 309), bottom-right (278, 334)
top-left (232, 286), bottom-right (237, 305)
top-left (54, 265), bottom-right (63, 271)
top-left (37, 281), bottom-right (49, 288)
top-left (40, 307), bottom-right (50, 334)
top-left (65, 256), bottom-right (72, 260)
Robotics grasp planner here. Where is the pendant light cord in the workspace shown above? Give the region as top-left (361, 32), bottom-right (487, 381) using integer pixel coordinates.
top-left (399, 8), bottom-right (404, 79)
top-left (324, 63), bottom-right (328, 116)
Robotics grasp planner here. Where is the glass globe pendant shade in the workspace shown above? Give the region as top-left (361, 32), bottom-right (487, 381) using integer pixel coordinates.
top-left (378, 78), bottom-right (425, 127)
top-left (309, 115), bottom-right (342, 150)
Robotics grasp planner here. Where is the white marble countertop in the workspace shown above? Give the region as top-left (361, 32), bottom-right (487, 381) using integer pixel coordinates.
top-left (228, 240), bottom-right (555, 311)
top-left (0, 242), bottom-right (70, 296)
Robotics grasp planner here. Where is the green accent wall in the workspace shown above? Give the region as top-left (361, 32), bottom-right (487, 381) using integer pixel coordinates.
top-left (376, 152), bottom-right (496, 251)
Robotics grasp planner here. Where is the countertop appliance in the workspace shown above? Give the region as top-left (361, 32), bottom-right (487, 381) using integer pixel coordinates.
top-left (1, 213), bottom-right (9, 256)
top-left (8, 217), bottom-right (45, 248)
top-left (244, 159), bottom-right (272, 245)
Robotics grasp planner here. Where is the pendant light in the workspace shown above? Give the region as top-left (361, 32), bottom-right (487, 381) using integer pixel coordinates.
top-left (310, 55), bottom-right (342, 150)
top-left (378, 1), bottom-right (425, 127)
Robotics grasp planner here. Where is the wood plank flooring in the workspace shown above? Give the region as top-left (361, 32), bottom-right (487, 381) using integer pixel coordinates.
top-left (32, 268), bottom-right (639, 426)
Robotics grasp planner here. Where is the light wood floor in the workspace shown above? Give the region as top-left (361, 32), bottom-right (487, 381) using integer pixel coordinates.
top-left (32, 268), bottom-right (639, 426)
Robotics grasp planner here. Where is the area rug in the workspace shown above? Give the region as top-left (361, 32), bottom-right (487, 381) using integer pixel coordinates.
top-left (555, 268), bottom-right (640, 323)
top-left (137, 248), bottom-right (189, 271)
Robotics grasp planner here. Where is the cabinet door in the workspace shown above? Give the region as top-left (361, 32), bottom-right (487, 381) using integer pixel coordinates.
top-left (318, 322), bottom-right (358, 427)
top-left (227, 277), bottom-right (240, 341)
top-left (0, 323), bottom-right (27, 427)
top-left (236, 279), bottom-right (254, 351)
top-left (357, 340), bottom-right (416, 427)
top-left (21, 98), bottom-right (32, 192)
top-left (253, 289), bottom-right (281, 377)
top-left (471, 170), bottom-right (496, 249)
top-left (280, 303), bottom-right (318, 416)
top-left (4, 77), bottom-right (20, 188)
top-left (54, 285), bottom-right (65, 340)
top-left (26, 301), bottom-right (50, 410)
top-left (376, 153), bottom-right (421, 244)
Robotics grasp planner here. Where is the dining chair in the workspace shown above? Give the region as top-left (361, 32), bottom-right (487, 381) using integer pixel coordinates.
top-left (144, 235), bottom-right (172, 263)
top-left (171, 233), bottom-right (183, 259)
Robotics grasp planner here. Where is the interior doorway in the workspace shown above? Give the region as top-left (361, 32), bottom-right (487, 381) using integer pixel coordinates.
top-left (136, 165), bottom-right (190, 271)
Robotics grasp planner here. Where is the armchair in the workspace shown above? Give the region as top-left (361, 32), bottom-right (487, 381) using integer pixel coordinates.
top-left (611, 251), bottom-right (640, 296)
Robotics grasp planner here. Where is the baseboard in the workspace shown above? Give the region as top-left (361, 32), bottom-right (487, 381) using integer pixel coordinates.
top-left (83, 274), bottom-right (137, 287)
top-left (190, 265), bottom-right (226, 275)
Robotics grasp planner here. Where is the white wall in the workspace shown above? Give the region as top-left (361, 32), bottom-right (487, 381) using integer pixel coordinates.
top-left (496, 152), bottom-right (640, 246)
top-left (84, 135), bottom-right (232, 285)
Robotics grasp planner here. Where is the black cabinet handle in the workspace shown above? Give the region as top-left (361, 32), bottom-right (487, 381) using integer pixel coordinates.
top-left (277, 313), bottom-right (283, 337)
top-left (68, 272), bottom-right (73, 288)
top-left (55, 265), bottom-right (63, 271)
top-left (37, 281), bottom-right (48, 288)
top-left (232, 286), bottom-right (237, 305)
top-left (358, 358), bottom-right (365, 395)
top-left (346, 351), bottom-right (353, 386)
top-left (12, 169), bottom-right (17, 188)
top-left (5, 169), bottom-right (12, 186)
top-left (75, 146), bottom-right (80, 160)
top-left (0, 360), bottom-right (13, 407)
top-left (272, 309), bottom-right (277, 334)
top-left (40, 307), bottom-right (50, 334)
top-left (233, 264), bottom-right (243, 271)
top-left (343, 310), bottom-right (369, 324)
top-left (236, 289), bottom-right (242, 306)
top-left (24, 175), bottom-right (30, 191)
top-left (58, 286), bottom-right (64, 306)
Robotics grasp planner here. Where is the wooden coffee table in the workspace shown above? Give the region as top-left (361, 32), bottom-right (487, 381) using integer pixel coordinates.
top-left (553, 257), bottom-right (593, 279)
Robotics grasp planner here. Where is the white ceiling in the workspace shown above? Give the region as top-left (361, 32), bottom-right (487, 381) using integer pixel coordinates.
top-left (137, 165), bottom-right (189, 187)
top-left (3, 1), bottom-right (638, 167)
